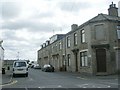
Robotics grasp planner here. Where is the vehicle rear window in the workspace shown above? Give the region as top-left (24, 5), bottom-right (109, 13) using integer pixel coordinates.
top-left (14, 62), bottom-right (26, 67)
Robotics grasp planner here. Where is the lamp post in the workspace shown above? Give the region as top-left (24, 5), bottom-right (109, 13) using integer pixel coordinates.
top-left (17, 52), bottom-right (19, 60)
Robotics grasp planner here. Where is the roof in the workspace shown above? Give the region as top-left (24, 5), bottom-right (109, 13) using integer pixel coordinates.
top-left (39, 13), bottom-right (120, 51)
top-left (89, 14), bottom-right (120, 22)
top-left (66, 13), bottom-right (120, 35)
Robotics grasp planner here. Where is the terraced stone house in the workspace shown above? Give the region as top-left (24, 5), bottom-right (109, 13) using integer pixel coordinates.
top-left (38, 3), bottom-right (120, 75)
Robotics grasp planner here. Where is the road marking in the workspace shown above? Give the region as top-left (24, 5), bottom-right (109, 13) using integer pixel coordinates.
top-left (76, 77), bottom-right (87, 80)
top-left (38, 86), bottom-right (45, 88)
top-left (58, 85), bottom-right (62, 87)
top-left (0, 80), bottom-right (17, 87)
top-left (107, 86), bottom-right (111, 88)
top-left (76, 83), bottom-right (89, 87)
top-left (97, 87), bottom-right (102, 88)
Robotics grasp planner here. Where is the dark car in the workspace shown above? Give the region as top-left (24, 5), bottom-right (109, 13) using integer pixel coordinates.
top-left (34, 65), bottom-right (41, 69)
top-left (42, 64), bottom-right (54, 72)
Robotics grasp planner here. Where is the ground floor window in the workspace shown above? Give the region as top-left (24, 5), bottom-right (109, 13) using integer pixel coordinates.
top-left (80, 51), bottom-right (88, 67)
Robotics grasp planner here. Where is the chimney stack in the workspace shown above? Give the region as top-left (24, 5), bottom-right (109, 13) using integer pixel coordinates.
top-left (71, 24), bottom-right (78, 31)
top-left (108, 2), bottom-right (118, 17)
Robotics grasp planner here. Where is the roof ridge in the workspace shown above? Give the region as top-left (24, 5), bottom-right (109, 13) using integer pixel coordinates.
top-left (100, 14), bottom-right (110, 21)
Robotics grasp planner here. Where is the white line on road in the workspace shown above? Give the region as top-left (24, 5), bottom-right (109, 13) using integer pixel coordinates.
top-left (38, 86), bottom-right (45, 88)
top-left (58, 85), bottom-right (62, 88)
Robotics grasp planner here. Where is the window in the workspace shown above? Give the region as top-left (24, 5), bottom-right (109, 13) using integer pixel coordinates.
top-left (95, 24), bottom-right (105, 40)
top-left (117, 25), bottom-right (120, 39)
top-left (55, 44), bottom-right (57, 52)
top-left (67, 36), bottom-right (70, 47)
top-left (59, 42), bottom-right (62, 50)
top-left (81, 29), bottom-right (85, 43)
top-left (67, 54), bottom-right (71, 66)
top-left (14, 62), bottom-right (26, 67)
top-left (74, 33), bottom-right (77, 45)
top-left (80, 51), bottom-right (88, 67)
top-left (52, 46), bottom-right (54, 52)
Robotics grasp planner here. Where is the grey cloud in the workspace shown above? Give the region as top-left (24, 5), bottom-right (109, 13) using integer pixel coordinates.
top-left (0, 1), bottom-right (21, 19)
top-left (58, 2), bottom-right (91, 12)
top-left (34, 12), bottom-right (54, 18)
top-left (2, 20), bottom-right (57, 33)
top-left (2, 30), bottom-right (26, 42)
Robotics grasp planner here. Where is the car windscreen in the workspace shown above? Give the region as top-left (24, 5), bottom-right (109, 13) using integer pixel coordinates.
top-left (14, 62), bottom-right (26, 67)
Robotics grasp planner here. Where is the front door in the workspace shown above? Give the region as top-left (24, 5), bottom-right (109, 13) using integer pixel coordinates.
top-left (75, 53), bottom-right (78, 72)
top-left (96, 49), bottom-right (106, 72)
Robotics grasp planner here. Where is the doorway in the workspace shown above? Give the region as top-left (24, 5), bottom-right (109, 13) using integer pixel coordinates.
top-left (96, 49), bottom-right (107, 72)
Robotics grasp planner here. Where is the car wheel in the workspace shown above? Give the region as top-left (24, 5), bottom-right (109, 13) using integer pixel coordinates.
top-left (25, 73), bottom-right (28, 77)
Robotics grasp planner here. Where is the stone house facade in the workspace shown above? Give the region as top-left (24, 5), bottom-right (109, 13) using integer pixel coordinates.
top-left (38, 3), bottom-right (120, 75)
top-left (0, 40), bottom-right (4, 72)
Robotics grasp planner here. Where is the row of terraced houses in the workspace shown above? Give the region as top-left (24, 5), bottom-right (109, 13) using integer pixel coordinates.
top-left (37, 3), bottom-right (120, 75)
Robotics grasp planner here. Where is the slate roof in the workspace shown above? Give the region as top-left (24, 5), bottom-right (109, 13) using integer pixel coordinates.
top-left (66, 13), bottom-right (120, 35)
top-left (89, 13), bottom-right (120, 22)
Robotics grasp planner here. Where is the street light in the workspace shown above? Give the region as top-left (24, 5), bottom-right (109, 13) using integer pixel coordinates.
top-left (17, 52), bottom-right (19, 60)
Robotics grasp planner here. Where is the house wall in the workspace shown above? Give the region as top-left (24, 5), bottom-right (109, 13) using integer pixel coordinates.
top-left (0, 43), bottom-right (4, 72)
top-left (38, 19), bottom-right (119, 75)
top-left (37, 5), bottom-right (120, 75)
top-left (118, 1), bottom-right (120, 17)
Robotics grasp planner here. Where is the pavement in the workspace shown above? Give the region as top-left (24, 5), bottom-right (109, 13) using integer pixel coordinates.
top-left (0, 69), bottom-right (13, 85)
top-left (56, 71), bottom-right (119, 81)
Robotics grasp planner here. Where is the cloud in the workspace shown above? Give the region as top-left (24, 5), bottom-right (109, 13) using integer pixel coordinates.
top-left (0, 1), bottom-right (21, 19)
top-left (33, 12), bottom-right (55, 19)
top-left (1, 29), bottom-right (47, 60)
top-left (58, 1), bottom-right (92, 12)
top-left (1, 20), bottom-right (58, 33)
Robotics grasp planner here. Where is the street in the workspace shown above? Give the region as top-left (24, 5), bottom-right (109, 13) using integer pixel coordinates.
top-left (2, 68), bottom-right (118, 88)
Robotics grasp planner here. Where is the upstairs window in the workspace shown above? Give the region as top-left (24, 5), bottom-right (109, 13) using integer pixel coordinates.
top-left (117, 25), bottom-right (120, 39)
top-left (59, 42), bottom-right (62, 50)
top-left (67, 36), bottom-right (70, 48)
top-left (95, 24), bottom-right (105, 40)
top-left (81, 29), bottom-right (85, 43)
top-left (74, 33), bottom-right (77, 45)
top-left (55, 44), bottom-right (57, 52)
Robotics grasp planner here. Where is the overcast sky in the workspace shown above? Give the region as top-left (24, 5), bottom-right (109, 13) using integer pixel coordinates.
top-left (0, 0), bottom-right (119, 61)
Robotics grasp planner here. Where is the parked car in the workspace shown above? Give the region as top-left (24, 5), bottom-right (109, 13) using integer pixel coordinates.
top-left (42, 64), bottom-right (54, 72)
top-left (12, 60), bottom-right (28, 77)
top-left (33, 65), bottom-right (41, 69)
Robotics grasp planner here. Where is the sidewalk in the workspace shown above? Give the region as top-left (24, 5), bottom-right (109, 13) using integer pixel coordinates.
top-left (1, 70), bottom-right (13, 85)
top-left (57, 71), bottom-right (118, 80)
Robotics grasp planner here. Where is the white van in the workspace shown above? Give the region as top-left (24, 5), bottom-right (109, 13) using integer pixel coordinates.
top-left (13, 60), bottom-right (28, 77)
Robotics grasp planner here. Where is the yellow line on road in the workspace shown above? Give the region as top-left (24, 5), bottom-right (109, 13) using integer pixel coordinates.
top-left (0, 80), bottom-right (17, 87)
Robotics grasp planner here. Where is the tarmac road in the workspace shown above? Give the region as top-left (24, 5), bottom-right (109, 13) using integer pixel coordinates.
top-left (2, 68), bottom-right (119, 89)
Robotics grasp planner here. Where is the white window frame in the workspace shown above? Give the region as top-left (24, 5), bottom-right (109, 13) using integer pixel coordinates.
top-left (74, 33), bottom-right (77, 45)
top-left (67, 36), bottom-right (70, 48)
top-left (81, 29), bottom-right (85, 43)
top-left (59, 42), bottom-right (62, 50)
top-left (80, 51), bottom-right (88, 67)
